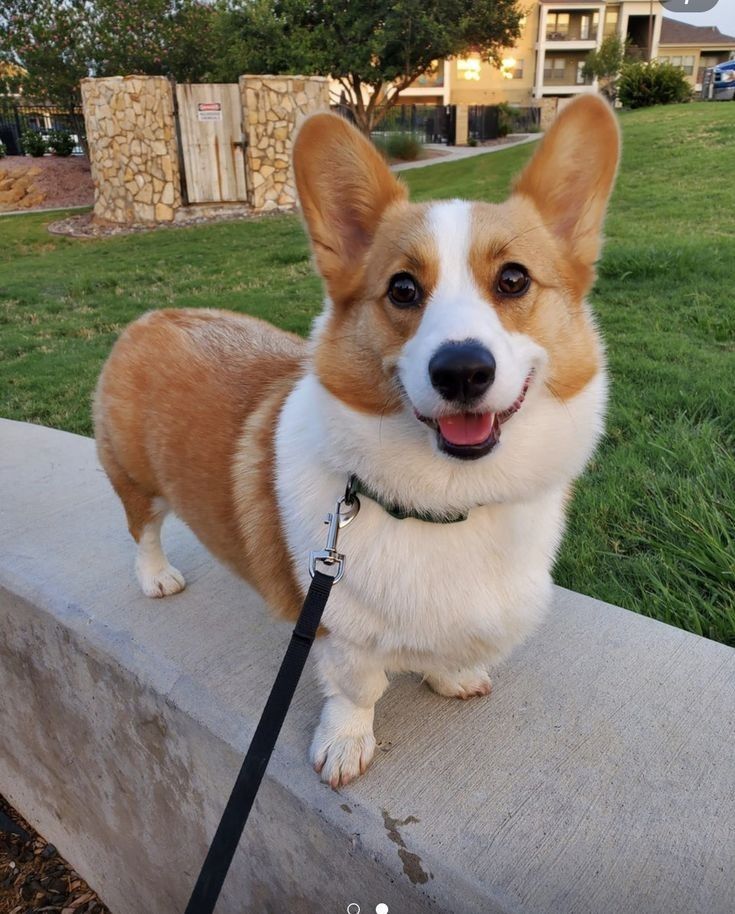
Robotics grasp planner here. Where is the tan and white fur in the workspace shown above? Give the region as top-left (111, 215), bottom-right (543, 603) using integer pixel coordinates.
top-left (94, 96), bottom-right (620, 787)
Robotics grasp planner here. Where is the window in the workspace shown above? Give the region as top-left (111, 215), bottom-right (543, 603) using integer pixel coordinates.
top-left (604, 9), bottom-right (619, 37)
top-left (667, 55), bottom-right (695, 75)
top-left (513, 59), bottom-right (524, 79)
top-left (547, 12), bottom-right (570, 39)
top-left (544, 57), bottom-right (567, 81)
top-left (580, 16), bottom-right (591, 41)
top-left (576, 61), bottom-right (587, 84)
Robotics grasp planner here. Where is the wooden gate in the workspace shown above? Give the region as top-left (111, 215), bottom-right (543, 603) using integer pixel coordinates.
top-left (175, 83), bottom-right (247, 204)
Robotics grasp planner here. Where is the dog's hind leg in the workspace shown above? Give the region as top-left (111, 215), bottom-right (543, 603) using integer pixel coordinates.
top-left (423, 665), bottom-right (493, 700)
top-left (96, 429), bottom-right (186, 598)
top-left (133, 499), bottom-right (186, 598)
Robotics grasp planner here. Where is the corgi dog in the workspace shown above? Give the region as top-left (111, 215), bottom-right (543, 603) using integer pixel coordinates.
top-left (94, 95), bottom-right (620, 788)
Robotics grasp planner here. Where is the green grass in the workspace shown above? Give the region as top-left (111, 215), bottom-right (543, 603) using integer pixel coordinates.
top-left (1, 103), bottom-right (733, 644)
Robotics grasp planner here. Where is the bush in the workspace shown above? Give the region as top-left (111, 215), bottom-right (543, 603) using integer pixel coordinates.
top-left (48, 130), bottom-right (74, 156)
top-left (373, 132), bottom-right (422, 162)
top-left (618, 60), bottom-right (693, 109)
top-left (385, 132), bottom-right (422, 161)
top-left (21, 130), bottom-right (47, 157)
top-left (0, 140), bottom-right (6, 158)
top-left (497, 102), bottom-right (513, 138)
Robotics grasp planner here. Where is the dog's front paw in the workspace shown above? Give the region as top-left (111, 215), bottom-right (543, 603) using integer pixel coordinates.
top-left (425, 666), bottom-right (493, 700)
top-left (135, 561), bottom-right (186, 598)
top-left (310, 715), bottom-right (376, 788)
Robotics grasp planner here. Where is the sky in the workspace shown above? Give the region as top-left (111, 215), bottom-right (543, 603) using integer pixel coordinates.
top-left (664, 2), bottom-right (735, 38)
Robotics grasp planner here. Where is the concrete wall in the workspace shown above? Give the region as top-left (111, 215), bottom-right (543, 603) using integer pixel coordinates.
top-left (2, 418), bottom-right (735, 914)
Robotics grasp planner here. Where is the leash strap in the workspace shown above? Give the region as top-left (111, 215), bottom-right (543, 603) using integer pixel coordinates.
top-left (183, 569), bottom-right (335, 914)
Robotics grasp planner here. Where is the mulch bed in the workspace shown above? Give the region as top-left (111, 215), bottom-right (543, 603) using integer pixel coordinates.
top-left (0, 157), bottom-right (93, 213)
top-left (0, 796), bottom-right (110, 914)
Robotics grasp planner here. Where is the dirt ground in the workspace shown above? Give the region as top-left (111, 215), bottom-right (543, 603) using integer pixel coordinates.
top-left (0, 157), bottom-right (93, 213)
top-left (0, 796), bottom-right (109, 914)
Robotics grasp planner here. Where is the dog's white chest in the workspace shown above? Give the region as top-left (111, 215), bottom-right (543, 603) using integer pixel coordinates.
top-left (325, 494), bottom-right (561, 664)
top-left (275, 375), bottom-right (571, 668)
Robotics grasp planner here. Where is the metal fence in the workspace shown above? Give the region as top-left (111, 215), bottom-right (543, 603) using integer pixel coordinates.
top-left (373, 104), bottom-right (456, 145)
top-left (0, 102), bottom-right (86, 155)
top-left (468, 105), bottom-right (541, 143)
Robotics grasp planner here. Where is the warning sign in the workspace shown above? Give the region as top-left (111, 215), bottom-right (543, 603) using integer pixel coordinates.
top-left (197, 102), bottom-right (222, 122)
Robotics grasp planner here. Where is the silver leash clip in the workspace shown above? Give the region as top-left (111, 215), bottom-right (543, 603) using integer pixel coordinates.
top-left (308, 493), bottom-right (360, 583)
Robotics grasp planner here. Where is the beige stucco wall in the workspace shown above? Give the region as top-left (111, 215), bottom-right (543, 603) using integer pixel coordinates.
top-left (240, 75), bottom-right (330, 213)
top-left (81, 76), bottom-right (181, 225)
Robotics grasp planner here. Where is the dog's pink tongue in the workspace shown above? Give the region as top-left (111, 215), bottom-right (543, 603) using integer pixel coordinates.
top-left (438, 413), bottom-right (495, 446)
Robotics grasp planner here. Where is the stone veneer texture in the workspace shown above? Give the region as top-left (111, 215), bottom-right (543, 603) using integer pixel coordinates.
top-left (240, 76), bottom-right (330, 212)
top-left (81, 76), bottom-right (181, 224)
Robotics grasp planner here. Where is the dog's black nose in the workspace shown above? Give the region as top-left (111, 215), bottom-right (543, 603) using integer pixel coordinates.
top-left (429, 340), bottom-right (496, 403)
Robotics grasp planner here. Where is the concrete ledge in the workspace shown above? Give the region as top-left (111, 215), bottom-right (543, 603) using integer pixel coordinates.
top-left (1, 417), bottom-right (733, 914)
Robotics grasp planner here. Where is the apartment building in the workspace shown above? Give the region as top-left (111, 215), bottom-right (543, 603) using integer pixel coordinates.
top-left (658, 18), bottom-right (735, 92)
top-left (400, 1), bottom-right (734, 106)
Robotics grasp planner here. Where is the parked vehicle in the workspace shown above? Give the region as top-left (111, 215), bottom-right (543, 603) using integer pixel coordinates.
top-left (713, 60), bottom-right (735, 100)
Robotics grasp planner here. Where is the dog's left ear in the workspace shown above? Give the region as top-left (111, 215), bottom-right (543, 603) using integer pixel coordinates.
top-left (293, 112), bottom-right (407, 303)
top-left (514, 95), bottom-right (620, 268)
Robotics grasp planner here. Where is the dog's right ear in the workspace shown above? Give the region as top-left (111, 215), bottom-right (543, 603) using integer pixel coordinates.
top-left (293, 113), bottom-right (407, 304)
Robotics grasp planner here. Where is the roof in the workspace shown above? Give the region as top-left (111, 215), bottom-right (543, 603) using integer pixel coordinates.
top-left (660, 17), bottom-right (735, 47)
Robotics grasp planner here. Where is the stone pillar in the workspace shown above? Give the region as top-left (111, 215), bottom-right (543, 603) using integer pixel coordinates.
top-left (534, 97), bottom-right (558, 131)
top-left (81, 76), bottom-right (182, 225)
top-left (239, 75), bottom-right (330, 213)
top-left (455, 104), bottom-right (469, 146)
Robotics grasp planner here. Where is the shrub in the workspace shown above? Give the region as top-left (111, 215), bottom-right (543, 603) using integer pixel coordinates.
top-left (0, 140), bottom-right (6, 158)
top-left (497, 102), bottom-right (513, 138)
top-left (386, 132), bottom-right (422, 161)
top-left (21, 130), bottom-right (47, 157)
top-left (48, 129), bottom-right (74, 156)
top-left (618, 60), bottom-right (693, 109)
top-left (373, 132), bottom-right (422, 162)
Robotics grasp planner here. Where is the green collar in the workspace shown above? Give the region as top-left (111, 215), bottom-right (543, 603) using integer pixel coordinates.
top-left (345, 475), bottom-right (469, 524)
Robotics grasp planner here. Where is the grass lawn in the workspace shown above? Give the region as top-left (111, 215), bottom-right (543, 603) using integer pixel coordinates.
top-left (1, 103), bottom-right (733, 645)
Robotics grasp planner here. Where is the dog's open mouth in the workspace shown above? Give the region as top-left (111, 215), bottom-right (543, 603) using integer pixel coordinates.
top-left (416, 373), bottom-right (533, 460)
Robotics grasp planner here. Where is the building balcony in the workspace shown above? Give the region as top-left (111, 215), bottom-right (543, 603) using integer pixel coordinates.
top-left (539, 83), bottom-right (596, 96)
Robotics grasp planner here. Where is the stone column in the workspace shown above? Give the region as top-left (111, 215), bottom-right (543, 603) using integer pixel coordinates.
top-left (455, 104), bottom-right (469, 146)
top-left (239, 75), bottom-right (330, 213)
top-left (81, 76), bottom-right (182, 225)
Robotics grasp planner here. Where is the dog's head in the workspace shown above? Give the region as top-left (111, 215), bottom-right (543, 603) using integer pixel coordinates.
top-left (294, 97), bottom-right (619, 488)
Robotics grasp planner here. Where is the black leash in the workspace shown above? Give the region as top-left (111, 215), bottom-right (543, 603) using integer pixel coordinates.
top-left (184, 488), bottom-right (360, 914)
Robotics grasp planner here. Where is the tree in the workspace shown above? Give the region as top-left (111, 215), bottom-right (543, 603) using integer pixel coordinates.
top-left (216, 0), bottom-right (525, 133)
top-left (1, 0), bottom-right (218, 105)
top-left (0, 0), bottom-right (90, 106)
top-left (582, 35), bottom-right (626, 102)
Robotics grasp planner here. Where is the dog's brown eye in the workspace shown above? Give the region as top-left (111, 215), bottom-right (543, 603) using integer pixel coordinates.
top-left (388, 272), bottom-right (421, 308)
top-left (497, 263), bottom-right (531, 297)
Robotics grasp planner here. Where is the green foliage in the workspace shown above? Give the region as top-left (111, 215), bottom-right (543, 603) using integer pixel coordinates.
top-left (583, 35), bottom-right (627, 100)
top-left (48, 129), bottom-right (74, 156)
top-left (373, 132), bottom-right (422, 161)
top-left (0, 140), bottom-right (6, 158)
top-left (618, 59), bottom-right (693, 109)
top-left (21, 130), bottom-right (47, 157)
top-left (1, 0), bottom-right (218, 105)
top-left (215, 0), bottom-right (524, 132)
top-left (496, 102), bottom-right (513, 137)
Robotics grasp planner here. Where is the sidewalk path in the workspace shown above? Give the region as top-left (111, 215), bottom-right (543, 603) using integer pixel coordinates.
top-left (392, 132), bottom-right (542, 172)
